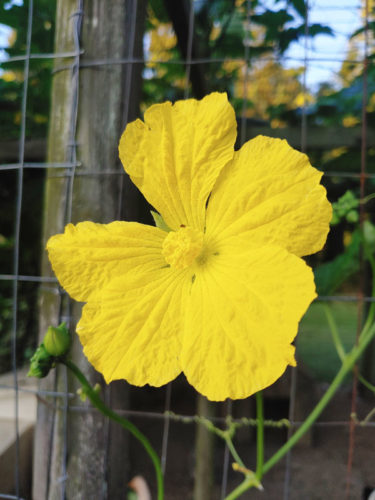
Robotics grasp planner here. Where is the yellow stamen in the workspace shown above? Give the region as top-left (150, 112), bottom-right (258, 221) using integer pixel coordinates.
top-left (162, 226), bottom-right (203, 270)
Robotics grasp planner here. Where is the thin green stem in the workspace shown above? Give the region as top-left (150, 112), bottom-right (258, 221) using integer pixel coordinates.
top-left (224, 475), bottom-right (260, 500)
top-left (255, 391), bottom-right (264, 479)
top-left (358, 373), bottom-right (375, 394)
top-left (62, 359), bottom-right (164, 500)
top-left (361, 192), bottom-right (375, 204)
top-left (224, 321), bottom-right (375, 500)
top-left (323, 304), bottom-right (346, 361)
top-left (324, 303), bottom-right (375, 394)
top-left (225, 434), bottom-right (246, 468)
top-left (361, 238), bottom-right (375, 339)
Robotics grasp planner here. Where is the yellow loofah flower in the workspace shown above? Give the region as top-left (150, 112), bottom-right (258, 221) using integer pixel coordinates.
top-left (47, 92), bottom-right (332, 401)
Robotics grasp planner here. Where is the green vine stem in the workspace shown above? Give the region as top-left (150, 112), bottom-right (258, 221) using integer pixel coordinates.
top-left (62, 359), bottom-right (164, 500)
top-left (324, 303), bottom-right (375, 394)
top-left (360, 237), bottom-right (375, 338)
top-left (224, 320), bottom-right (375, 500)
top-left (323, 304), bottom-right (347, 361)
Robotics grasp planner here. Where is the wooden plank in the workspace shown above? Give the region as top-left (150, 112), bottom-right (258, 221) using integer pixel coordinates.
top-left (243, 124), bottom-right (375, 150)
top-left (1, 124), bottom-right (374, 165)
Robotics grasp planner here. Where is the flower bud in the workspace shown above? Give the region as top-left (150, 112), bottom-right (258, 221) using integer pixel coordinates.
top-left (28, 344), bottom-right (54, 378)
top-left (43, 322), bottom-right (71, 357)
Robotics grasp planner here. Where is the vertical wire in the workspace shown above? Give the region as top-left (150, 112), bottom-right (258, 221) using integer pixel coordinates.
top-left (117, 0), bottom-right (138, 220)
top-left (184, 0), bottom-right (195, 99)
top-left (106, 0), bottom-right (140, 489)
top-left (220, 400), bottom-right (232, 500)
top-left (344, 0), bottom-right (369, 497)
top-left (221, 3), bottom-right (251, 495)
top-left (240, 0), bottom-right (252, 147)
top-left (300, 0), bottom-right (309, 154)
top-left (11, 0), bottom-right (33, 497)
top-left (57, 3), bottom-right (84, 498)
top-left (282, 363), bottom-right (297, 500)
top-left (65, 0), bottom-right (84, 225)
top-left (283, 2), bottom-right (310, 498)
top-left (220, 1), bottom-right (253, 497)
top-left (161, 384), bottom-right (172, 475)
top-left (160, 0), bottom-right (197, 476)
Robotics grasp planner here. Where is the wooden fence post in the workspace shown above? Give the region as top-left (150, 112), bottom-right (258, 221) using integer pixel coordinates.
top-left (33, 1), bottom-right (147, 498)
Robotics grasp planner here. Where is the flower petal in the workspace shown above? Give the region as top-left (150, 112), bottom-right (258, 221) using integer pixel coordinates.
top-left (77, 267), bottom-right (190, 387)
top-left (46, 221), bottom-right (166, 302)
top-left (181, 243), bottom-right (316, 401)
top-left (206, 135), bottom-right (332, 257)
top-left (119, 92), bottom-right (237, 231)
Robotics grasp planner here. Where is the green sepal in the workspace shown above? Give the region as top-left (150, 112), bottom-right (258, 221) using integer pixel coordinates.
top-left (150, 210), bottom-right (171, 232)
top-left (28, 344), bottom-right (54, 378)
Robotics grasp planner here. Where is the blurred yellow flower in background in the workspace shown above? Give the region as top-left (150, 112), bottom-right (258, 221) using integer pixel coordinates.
top-left (342, 115), bottom-right (360, 127)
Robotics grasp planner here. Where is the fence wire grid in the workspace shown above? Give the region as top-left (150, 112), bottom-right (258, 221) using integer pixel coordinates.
top-left (1, 0), bottom-right (375, 499)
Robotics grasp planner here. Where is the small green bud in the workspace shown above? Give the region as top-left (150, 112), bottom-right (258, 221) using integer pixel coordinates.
top-left (28, 344), bottom-right (54, 378)
top-left (43, 322), bottom-right (71, 357)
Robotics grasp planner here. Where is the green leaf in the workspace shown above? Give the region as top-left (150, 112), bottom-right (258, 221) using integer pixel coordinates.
top-left (314, 221), bottom-right (375, 296)
top-left (314, 230), bottom-right (361, 296)
top-left (288, 0), bottom-right (306, 18)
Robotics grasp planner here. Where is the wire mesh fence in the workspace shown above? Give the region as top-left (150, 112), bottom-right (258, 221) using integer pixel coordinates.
top-left (0, 0), bottom-right (375, 498)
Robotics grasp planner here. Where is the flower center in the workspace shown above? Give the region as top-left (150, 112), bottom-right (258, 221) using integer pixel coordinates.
top-left (162, 226), bottom-right (204, 270)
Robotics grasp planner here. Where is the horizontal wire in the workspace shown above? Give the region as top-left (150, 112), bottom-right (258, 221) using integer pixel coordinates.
top-left (1, 386), bottom-right (373, 429)
top-left (0, 384), bottom-right (75, 398)
top-left (2, 166), bottom-right (374, 178)
top-left (2, 53), bottom-right (368, 70)
top-left (66, 406), bottom-right (375, 428)
top-left (0, 274), bottom-right (373, 302)
top-left (50, 55), bottom-right (371, 74)
top-left (312, 3), bottom-right (362, 9)
top-left (318, 295), bottom-right (375, 303)
top-left (45, 170), bottom-right (375, 180)
top-left (0, 162), bottom-right (81, 171)
top-left (1, 50), bottom-right (83, 64)
top-left (324, 171), bottom-right (375, 179)
top-left (0, 274), bottom-right (58, 283)
top-left (0, 495), bottom-right (26, 500)
top-left (47, 170), bottom-right (124, 178)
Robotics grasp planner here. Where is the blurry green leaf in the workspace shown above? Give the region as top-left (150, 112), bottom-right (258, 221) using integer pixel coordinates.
top-left (288, 0), bottom-right (306, 18)
top-left (346, 210), bottom-right (359, 224)
top-left (148, 0), bottom-right (169, 23)
top-left (314, 221), bottom-right (375, 296)
top-left (307, 24), bottom-right (333, 37)
top-left (364, 219), bottom-right (375, 247)
top-left (314, 230), bottom-right (361, 296)
top-left (350, 21), bottom-right (375, 39)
